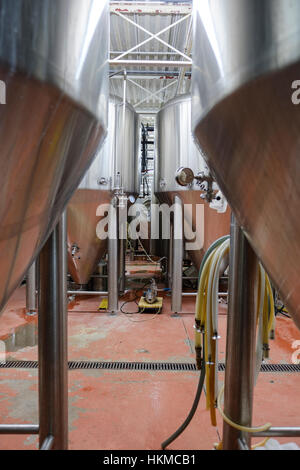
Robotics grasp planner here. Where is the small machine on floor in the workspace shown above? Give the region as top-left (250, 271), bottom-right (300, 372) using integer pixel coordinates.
top-left (138, 279), bottom-right (163, 314)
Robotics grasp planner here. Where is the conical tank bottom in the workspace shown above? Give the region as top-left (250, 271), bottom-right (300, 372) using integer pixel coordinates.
top-left (0, 0), bottom-right (109, 312)
top-left (193, 61), bottom-right (300, 329)
top-left (67, 189), bottom-right (111, 285)
top-left (0, 68), bottom-right (106, 310)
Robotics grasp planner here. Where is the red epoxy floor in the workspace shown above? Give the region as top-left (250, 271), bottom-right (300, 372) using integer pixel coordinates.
top-left (0, 286), bottom-right (300, 450)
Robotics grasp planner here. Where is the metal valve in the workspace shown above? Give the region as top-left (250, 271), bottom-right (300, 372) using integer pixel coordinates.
top-left (71, 244), bottom-right (80, 260)
top-left (175, 167), bottom-right (195, 186)
top-left (175, 167), bottom-right (219, 203)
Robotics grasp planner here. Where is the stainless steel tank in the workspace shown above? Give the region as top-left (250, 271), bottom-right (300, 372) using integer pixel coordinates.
top-left (192, 0), bottom-right (300, 329)
top-left (67, 96), bottom-right (139, 285)
top-left (155, 94), bottom-right (230, 269)
top-left (0, 0), bottom-right (109, 313)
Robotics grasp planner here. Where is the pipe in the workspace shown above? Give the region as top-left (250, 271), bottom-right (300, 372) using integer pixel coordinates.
top-left (0, 424), bottom-right (39, 434)
top-left (108, 199), bottom-right (119, 314)
top-left (181, 292), bottom-right (228, 297)
top-left (26, 261), bottom-right (37, 316)
top-left (222, 215), bottom-right (258, 450)
top-left (40, 435), bottom-right (54, 451)
top-left (254, 427), bottom-right (300, 438)
top-left (161, 334), bottom-right (206, 449)
top-left (68, 290), bottom-right (108, 296)
top-left (171, 196), bottom-right (183, 314)
top-left (38, 212), bottom-right (68, 450)
top-left (90, 274), bottom-right (108, 278)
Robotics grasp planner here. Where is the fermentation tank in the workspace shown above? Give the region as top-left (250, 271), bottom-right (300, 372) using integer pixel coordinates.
top-left (67, 96), bottom-right (139, 285)
top-left (0, 0), bottom-right (109, 313)
top-left (155, 94), bottom-right (230, 269)
top-left (192, 0), bottom-right (300, 329)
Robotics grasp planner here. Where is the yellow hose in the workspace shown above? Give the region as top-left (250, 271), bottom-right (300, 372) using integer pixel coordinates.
top-left (195, 238), bottom-right (276, 440)
top-left (217, 385), bottom-right (272, 433)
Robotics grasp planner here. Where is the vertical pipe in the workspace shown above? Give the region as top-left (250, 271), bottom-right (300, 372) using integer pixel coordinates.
top-left (26, 260), bottom-right (37, 316)
top-left (108, 198), bottom-right (119, 314)
top-left (171, 195), bottom-right (183, 314)
top-left (38, 212), bottom-right (68, 450)
top-left (118, 238), bottom-right (126, 293)
top-left (222, 215), bottom-right (258, 450)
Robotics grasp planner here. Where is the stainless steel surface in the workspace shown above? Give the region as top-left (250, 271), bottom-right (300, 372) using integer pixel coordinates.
top-left (223, 216), bottom-right (258, 450)
top-left (119, 238), bottom-right (126, 293)
top-left (92, 261), bottom-right (108, 292)
top-left (155, 94), bottom-right (230, 269)
top-left (168, 225), bottom-right (173, 289)
top-left (40, 435), bottom-right (54, 451)
top-left (38, 214), bottom-right (68, 450)
top-left (192, 0), bottom-right (300, 329)
top-left (68, 291), bottom-right (108, 296)
top-left (67, 96), bottom-right (139, 285)
top-left (254, 427), bottom-right (300, 438)
top-left (237, 438), bottom-right (250, 451)
top-left (26, 261), bottom-right (37, 316)
top-left (0, 424), bottom-right (39, 435)
top-left (171, 196), bottom-right (183, 314)
top-left (155, 94), bottom-right (207, 195)
top-left (108, 199), bottom-right (119, 314)
top-left (0, 0), bottom-right (108, 313)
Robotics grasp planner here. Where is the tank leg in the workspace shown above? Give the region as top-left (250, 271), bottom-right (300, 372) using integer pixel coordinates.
top-left (38, 212), bottom-right (68, 450)
top-left (118, 197), bottom-right (127, 295)
top-left (26, 260), bottom-right (37, 316)
top-left (171, 195), bottom-right (183, 316)
top-left (108, 198), bottom-right (119, 315)
top-left (222, 214), bottom-right (258, 450)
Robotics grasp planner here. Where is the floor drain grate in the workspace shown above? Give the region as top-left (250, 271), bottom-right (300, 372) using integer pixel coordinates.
top-left (0, 361), bottom-right (300, 373)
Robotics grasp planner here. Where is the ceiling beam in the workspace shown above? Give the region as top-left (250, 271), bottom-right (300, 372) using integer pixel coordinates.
top-left (109, 69), bottom-right (191, 78)
top-left (112, 11), bottom-right (192, 62)
top-left (110, 2), bottom-right (192, 15)
top-left (109, 59), bottom-right (191, 67)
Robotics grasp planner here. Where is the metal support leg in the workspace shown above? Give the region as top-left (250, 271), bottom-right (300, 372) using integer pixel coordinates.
top-left (38, 212), bottom-right (68, 450)
top-left (118, 188), bottom-right (127, 295)
top-left (171, 195), bottom-right (183, 315)
top-left (168, 223), bottom-right (173, 290)
top-left (118, 238), bottom-right (126, 294)
top-left (26, 261), bottom-right (37, 316)
top-left (222, 215), bottom-right (258, 450)
top-left (108, 198), bottom-right (119, 314)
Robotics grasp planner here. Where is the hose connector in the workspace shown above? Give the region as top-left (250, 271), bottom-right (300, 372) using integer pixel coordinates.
top-left (194, 319), bottom-right (202, 333)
